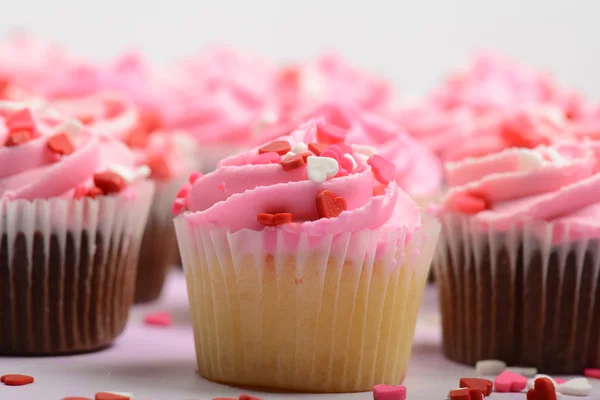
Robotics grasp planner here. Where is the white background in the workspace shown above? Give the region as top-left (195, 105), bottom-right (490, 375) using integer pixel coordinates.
top-left (1, 0), bottom-right (599, 99)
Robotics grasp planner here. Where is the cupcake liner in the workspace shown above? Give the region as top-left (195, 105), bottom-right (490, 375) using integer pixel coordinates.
top-left (0, 181), bottom-right (154, 355)
top-left (135, 175), bottom-right (188, 303)
top-left (433, 213), bottom-right (600, 373)
top-left (175, 214), bottom-right (440, 392)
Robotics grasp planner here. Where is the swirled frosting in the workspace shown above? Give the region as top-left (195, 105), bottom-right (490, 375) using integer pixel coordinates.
top-left (436, 142), bottom-right (600, 239)
top-left (0, 101), bottom-right (145, 201)
top-left (178, 119), bottom-right (420, 236)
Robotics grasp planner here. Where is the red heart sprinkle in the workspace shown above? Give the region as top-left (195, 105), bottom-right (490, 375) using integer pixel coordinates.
top-left (93, 172), bottom-right (126, 194)
top-left (86, 186), bottom-right (104, 199)
top-left (4, 129), bottom-right (33, 147)
top-left (316, 122), bottom-right (346, 144)
top-left (239, 396), bottom-right (263, 400)
top-left (144, 311), bottom-right (172, 327)
top-left (146, 154), bottom-right (172, 179)
top-left (453, 192), bottom-right (488, 214)
top-left (258, 140), bottom-right (291, 155)
top-left (172, 198), bottom-right (186, 216)
top-left (449, 388), bottom-right (483, 400)
top-left (527, 377), bottom-right (557, 400)
top-left (299, 151), bottom-right (312, 161)
top-left (47, 132), bottom-right (75, 155)
top-left (584, 368), bottom-right (600, 379)
top-left (308, 142), bottom-right (327, 156)
top-left (368, 155), bottom-right (396, 184)
top-left (1, 374), bottom-right (34, 386)
top-left (460, 377), bottom-right (493, 396)
top-left (95, 393), bottom-right (129, 400)
top-left (316, 190), bottom-right (347, 219)
top-left (257, 213), bottom-right (293, 226)
top-left (280, 154), bottom-right (306, 171)
top-left (6, 108), bottom-right (35, 131)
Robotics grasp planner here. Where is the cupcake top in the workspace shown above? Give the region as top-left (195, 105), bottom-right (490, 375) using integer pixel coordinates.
top-left (174, 118), bottom-right (421, 237)
top-left (49, 92), bottom-right (198, 180)
top-left (436, 142), bottom-right (600, 240)
top-left (299, 102), bottom-right (442, 200)
top-left (0, 101), bottom-right (149, 201)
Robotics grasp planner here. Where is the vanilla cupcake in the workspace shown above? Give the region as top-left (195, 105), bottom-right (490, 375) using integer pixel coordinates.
top-left (173, 118), bottom-right (440, 392)
top-left (50, 92), bottom-right (199, 303)
top-left (0, 101), bottom-right (154, 354)
top-left (432, 142), bottom-right (600, 373)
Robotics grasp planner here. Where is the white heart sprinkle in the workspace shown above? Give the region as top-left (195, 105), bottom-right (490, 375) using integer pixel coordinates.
top-left (307, 156), bottom-right (338, 184)
top-left (108, 165), bottom-right (136, 184)
top-left (344, 153), bottom-right (358, 172)
top-left (291, 142), bottom-right (308, 154)
top-left (507, 366), bottom-right (538, 377)
top-left (351, 144), bottom-right (377, 157)
top-left (475, 359), bottom-right (506, 376)
top-left (135, 165), bottom-right (151, 181)
top-left (527, 374), bottom-right (558, 390)
top-left (557, 377), bottom-right (592, 397)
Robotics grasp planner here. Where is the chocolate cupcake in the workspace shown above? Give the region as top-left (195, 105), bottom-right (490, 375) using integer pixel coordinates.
top-left (432, 143), bottom-right (600, 373)
top-left (0, 102), bottom-right (154, 354)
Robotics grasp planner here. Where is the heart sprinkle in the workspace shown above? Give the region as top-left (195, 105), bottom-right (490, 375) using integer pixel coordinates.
top-left (527, 377), bottom-right (557, 400)
top-left (307, 155), bottom-right (339, 183)
top-left (258, 140), bottom-right (291, 155)
top-left (47, 132), bottom-right (75, 155)
top-left (257, 213), bottom-right (293, 226)
top-left (4, 129), bottom-right (33, 147)
top-left (475, 359), bottom-right (506, 376)
top-left (556, 377), bottom-right (592, 396)
top-left (95, 393), bottom-right (130, 400)
top-left (280, 154), bottom-right (306, 171)
top-left (189, 171), bottom-right (203, 184)
top-left (316, 190), bottom-right (347, 219)
top-left (506, 367), bottom-right (538, 377)
top-left (372, 384), bottom-right (407, 400)
top-left (449, 388), bottom-right (484, 400)
top-left (146, 154), bottom-right (172, 180)
top-left (316, 122), bottom-right (346, 144)
top-left (308, 142), bottom-right (327, 156)
top-left (93, 172), bottom-right (126, 194)
top-left (6, 108), bottom-right (35, 131)
top-left (494, 370), bottom-right (527, 392)
top-left (1, 374), bottom-right (34, 386)
top-left (368, 154), bottom-right (396, 184)
top-left (584, 368), bottom-right (600, 379)
top-left (144, 311), bottom-right (172, 327)
top-left (459, 377), bottom-right (493, 396)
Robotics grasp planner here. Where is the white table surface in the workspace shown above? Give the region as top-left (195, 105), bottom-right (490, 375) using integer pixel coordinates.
top-left (1, 269), bottom-right (598, 400)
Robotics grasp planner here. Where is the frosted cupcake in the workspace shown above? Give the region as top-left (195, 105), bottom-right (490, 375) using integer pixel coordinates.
top-left (432, 142), bottom-right (600, 373)
top-left (173, 118), bottom-right (440, 392)
top-left (0, 101), bottom-right (154, 354)
top-left (50, 92), bottom-right (199, 302)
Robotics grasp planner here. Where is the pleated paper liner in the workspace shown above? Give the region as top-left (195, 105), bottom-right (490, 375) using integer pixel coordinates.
top-left (0, 181), bottom-right (154, 355)
top-left (175, 214), bottom-right (440, 392)
top-left (135, 174), bottom-right (189, 303)
top-left (433, 213), bottom-right (600, 374)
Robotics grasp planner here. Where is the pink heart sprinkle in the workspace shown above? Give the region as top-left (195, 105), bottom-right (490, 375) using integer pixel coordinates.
top-left (368, 155), bottom-right (396, 184)
top-left (320, 149), bottom-right (340, 162)
top-left (494, 370), bottom-right (527, 392)
top-left (335, 168), bottom-right (349, 177)
top-left (553, 377), bottom-right (568, 384)
top-left (188, 171), bottom-right (203, 184)
top-left (171, 198), bottom-right (186, 216)
top-left (176, 184), bottom-right (191, 199)
top-left (584, 369), bottom-right (600, 379)
top-left (373, 384), bottom-right (407, 400)
top-left (144, 311), bottom-right (172, 327)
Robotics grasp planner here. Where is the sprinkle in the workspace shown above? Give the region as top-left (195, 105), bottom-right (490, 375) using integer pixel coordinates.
top-left (584, 368), bottom-right (600, 379)
top-left (172, 198), bottom-right (186, 216)
top-left (368, 155), bottom-right (396, 184)
top-left (299, 152), bottom-right (312, 162)
top-left (556, 377), bottom-right (592, 396)
top-left (1, 374), bottom-right (34, 386)
top-left (527, 377), bottom-right (557, 400)
top-left (258, 140), bottom-right (291, 155)
top-left (4, 129), bottom-right (33, 147)
top-left (343, 154), bottom-right (358, 172)
top-left (475, 359), bottom-right (506, 376)
top-left (138, 109), bottom-right (162, 133)
top-left (47, 132), bottom-right (75, 156)
top-left (94, 172), bottom-right (126, 194)
top-left (6, 108), bottom-right (35, 131)
top-left (146, 154), bottom-right (172, 180)
top-left (494, 370), bottom-right (527, 392)
top-left (308, 142), bottom-right (327, 156)
top-left (316, 122), bottom-right (346, 144)
top-left (527, 375), bottom-right (558, 390)
top-left (316, 190), bottom-right (347, 219)
top-left (95, 393), bottom-right (130, 400)
top-left (449, 388), bottom-right (483, 400)
top-left (507, 367), bottom-right (537, 377)
top-left (372, 384), bottom-right (407, 400)
top-left (86, 186), bottom-right (104, 199)
top-left (351, 144), bottom-right (377, 157)
top-left (291, 142), bottom-right (308, 154)
top-left (453, 192), bottom-right (488, 214)
top-left (239, 396), bottom-right (262, 400)
top-left (280, 154), bottom-right (306, 171)
top-left (459, 377), bottom-right (493, 396)
top-left (257, 213), bottom-right (293, 226)
top-left (74, 185), bottom-right (87, 200)
top-left (124, 128), bottom-right (149, 148)
top-left (189, 171), bottom-right (203, 184)
top-left (176, 184), bottom-right (191, 199)
top-left (307, 156), bottom-right (338, 183)
top-left (144, 311), bottom-right (172, 327)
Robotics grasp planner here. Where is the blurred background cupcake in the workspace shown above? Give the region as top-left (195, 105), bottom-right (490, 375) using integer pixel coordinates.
top-left (0, 101), bottom-right (154, 354)
top-left (173, 118), bottom-right (440, 392)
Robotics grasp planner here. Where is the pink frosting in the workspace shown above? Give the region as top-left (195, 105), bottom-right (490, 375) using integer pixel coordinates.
top-left (182, 119), bottom-right (421, 236)
top-left (437, 142), bottom-right (600, 240)
top-left (0, 101), bottom-right (138, 200)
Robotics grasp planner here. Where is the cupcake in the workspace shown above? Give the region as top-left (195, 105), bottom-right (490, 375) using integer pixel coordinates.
top-left (0, 101), bottom-right (154, 354)
top-left (173, 118), bottom-right (440, 392)
top-left (50, 92), bottom-right (199, 302)
top-left (432, 142), bottom-right (600, 373)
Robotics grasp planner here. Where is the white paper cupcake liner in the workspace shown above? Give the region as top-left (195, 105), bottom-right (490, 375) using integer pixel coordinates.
top-left (433, 213), bottom-right (600, 373)
top-left (175, 214), bottom-right (440, 392)
top-left (0, 181), bottom-right (154, 355)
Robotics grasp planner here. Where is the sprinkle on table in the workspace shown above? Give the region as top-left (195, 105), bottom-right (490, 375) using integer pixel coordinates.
top-left (144, 311), bottom-right (172, 327)
top-left (0, 374), bottom-right (35, 386)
